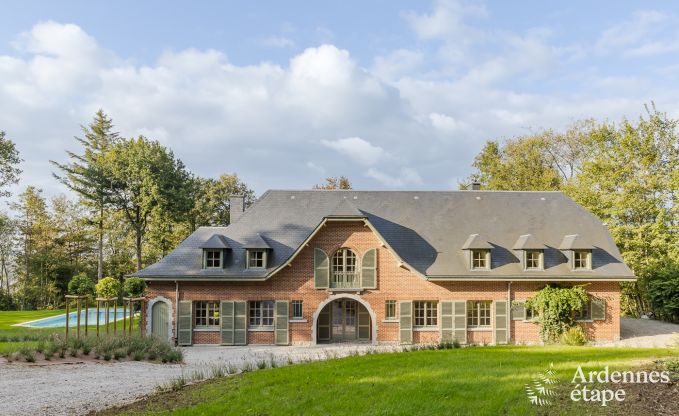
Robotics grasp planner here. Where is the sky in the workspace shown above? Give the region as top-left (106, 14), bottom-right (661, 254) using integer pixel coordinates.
top-left (2, 0), bottom-right (679, 200)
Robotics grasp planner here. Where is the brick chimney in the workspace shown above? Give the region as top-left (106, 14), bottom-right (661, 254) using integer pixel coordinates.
top-left (471, 182), bottom-right (481, 190)
top-left (229, 195), bottom-right (245, 224)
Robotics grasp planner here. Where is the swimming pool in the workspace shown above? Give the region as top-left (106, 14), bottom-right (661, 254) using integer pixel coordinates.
top-left (14, 308), bottom-right (135, 328)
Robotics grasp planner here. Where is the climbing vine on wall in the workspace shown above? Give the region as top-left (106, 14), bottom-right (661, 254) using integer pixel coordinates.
top-left (524, 285), bottom-right (589, 343)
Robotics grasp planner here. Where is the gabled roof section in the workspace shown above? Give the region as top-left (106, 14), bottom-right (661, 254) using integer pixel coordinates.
top-left (200, 234), bottom-right (231, 249)
top-left (559, 234), bottom-right (594, 250)
top-left (461, 234), bottom-right (493, 250)
top-left (242, 234), bottom-right (271, 249)
top-left (133, 190), bottom-right (634, 281)
top-left (326, 198), bottom-right (366, 218)
top-left (512, 234), bottom-right (547, 250)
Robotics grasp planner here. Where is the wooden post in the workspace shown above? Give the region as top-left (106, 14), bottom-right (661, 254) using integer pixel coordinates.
top-left (113, 299), bottom-right (117, 336)
top-left (140, 299), bottom-right (146, 337)
top-left (123, 299), bottom-right (127, 333)
top-left (105, 300), bottom-right (110, 335)
top-left (76, 298), bottom-right (81, 339)
top-left (96, 300), bottom-right (100, 337)
top-left (65, 298), bottom-right (70, 340)
top-left (84, 297), bottom-right (89, 336)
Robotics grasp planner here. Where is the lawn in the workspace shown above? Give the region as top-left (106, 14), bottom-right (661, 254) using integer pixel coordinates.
top-left (0, 309), bottom-right (66, 330)
top-left (106, 345), bottom-right (679, 416)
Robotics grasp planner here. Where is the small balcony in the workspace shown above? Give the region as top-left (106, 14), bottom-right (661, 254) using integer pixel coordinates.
top-left (330, 271), bottom-right (360, 288)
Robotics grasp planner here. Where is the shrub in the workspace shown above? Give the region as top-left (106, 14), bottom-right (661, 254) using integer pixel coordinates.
top-left (68, 273), bottom-right (96, 297)
top-left (122, 277), bottom-right (146, 297)
top-left (95, 277), bottom-right (121, 299)
top-left (645, 262), bottom-right (679, 323)
top-left (114, 349), bottom-right (126, 360)
top-left (20, 347), bottom-right (36, 363)
top-left (560, 326), bottom-right (587, 346)
top-left (525, 285), bottom-right (590, 343)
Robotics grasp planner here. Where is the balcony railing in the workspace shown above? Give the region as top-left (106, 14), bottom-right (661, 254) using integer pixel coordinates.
top-left (330, 271), bottom-right (359, 288)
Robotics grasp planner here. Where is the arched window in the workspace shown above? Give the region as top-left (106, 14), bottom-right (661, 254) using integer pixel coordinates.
top-left (331, 248), bottom-right (358, 288)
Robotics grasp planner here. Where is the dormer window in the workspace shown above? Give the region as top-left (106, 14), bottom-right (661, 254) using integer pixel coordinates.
top-left (471, 249), bottom-right (490, 270)
top-left (204, 250), bottom-right (223, 268)
top-left (573, 250), bottom-right (592, 270)
top-left (247, 250), bottom-right (267, 269)
top-left (524, 250), bottom-right (544, 270)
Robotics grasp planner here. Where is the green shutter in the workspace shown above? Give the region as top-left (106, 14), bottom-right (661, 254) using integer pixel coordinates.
top-left (440, 301), bottom-right (454, 342)
top-left (314, 248), bottom-right (329, 289)
top-left (399, 301), bottom-right (413, 344)
top-left (177, 300), bottom-right (192, 346)
top-left (234, 301), bottom-right (247, 345)
top-left (358, 304), bottom-right (370, 340)
top-left (591, 298), bottom-right (606, 320)
top-left (511, 301), bottom-right (525, 321)
top-left (318, 306), bottom-right (330, 341)
top-left (361, 248), bottom-right (377, 289)
top-left (452, 301), bottom-right (467, 344)
top-left (495, 300), bottom-right (508, 344)
top-left (275, 301), bottom-right (289, 345)
top-left (220, 301), bottom-right (234, 345)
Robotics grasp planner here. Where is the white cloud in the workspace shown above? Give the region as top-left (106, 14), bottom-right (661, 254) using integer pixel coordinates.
top-left (366, 167), bottom-right (423, 187)
top-left (402, 0), bottom-right (486, 40)
top-left (259, 36), bottom-right (296, 48)
top-left (321, 137), bottom-right (386, 166)
top-left (595, 10), bottom-right (679, 57)
top-left (372, 49), bottom-right (424, 81)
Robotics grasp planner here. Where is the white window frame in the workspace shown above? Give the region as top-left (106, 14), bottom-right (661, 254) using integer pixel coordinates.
top-left (248, 300), bottom-right (275, 329)
top-left (204, 249), bottom-right (223, 268)
top-left (470, 249), bottom-right (491, 270)
top-left (572, 250), bottom-right (592, 271)
top-left (524, 250), bottom-right (544, 271)
top-left (247, 250), bottom-right (267, 269)
top-left (291, 300), bottom-right (303, 319)
top-left (385, 300), bottom-right (397, 320)
top-left (194, 300), bottom-right (220, 329)
top-left (414, 301), bottom-right (438, 328)
top-left (467, 300), bottom-right (492, 328)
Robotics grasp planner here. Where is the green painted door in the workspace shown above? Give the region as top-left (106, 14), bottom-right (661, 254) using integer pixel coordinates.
top-left (151, 301), bottom-right (169, 339)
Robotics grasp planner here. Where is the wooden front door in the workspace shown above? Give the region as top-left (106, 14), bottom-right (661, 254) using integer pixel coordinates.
top-left (151, 301), bottom-right (169, 339)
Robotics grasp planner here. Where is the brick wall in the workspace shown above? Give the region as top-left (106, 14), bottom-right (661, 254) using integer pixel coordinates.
top-left (145, 221), bottom-right (622, 345)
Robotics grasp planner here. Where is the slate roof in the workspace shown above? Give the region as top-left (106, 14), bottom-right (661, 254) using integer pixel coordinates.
top-left (512, 234), bottom-right (547, 250)
top-left (133, 190), bottom-right (634, 280)
top-left (200, 234), bottom-right (231, 249)
top-left (461, 234), bottom-right (493, 250)
top-left (558, 234), bottom-right (594, 250)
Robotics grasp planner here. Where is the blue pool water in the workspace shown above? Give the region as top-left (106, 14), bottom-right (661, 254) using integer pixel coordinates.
top-left (16, 308), bottom-right (133, 328)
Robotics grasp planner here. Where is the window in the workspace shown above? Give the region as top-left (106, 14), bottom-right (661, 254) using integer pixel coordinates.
top-left (385, 300), bottom-right (397, 320)
top-left (204, 250), bottom-right (222, 268)
top-left (195, 301), bottom-right (220, 327)
top-left (249, 301), bottom-right (274, 328)
top-left (525, 306), bottom-right (538, 321)
top-left (414, 301), bottom-right (438, 327)
top-left (573, 250), bottom-right (591, 270)
top-left (247, 250), bottom-right (266, 268)
top-left (471, 250), bottom-right (490, 270)
top-left (331, 248), bottom-right (358, 288)
top-left (292, 300), bottom-right (303, 319)
top-left (574, 301), bottom-right (590, 320)
top-left (467, 301), bottom-right (491, 328)
top-left (525, 250), bottom-right (543, 270)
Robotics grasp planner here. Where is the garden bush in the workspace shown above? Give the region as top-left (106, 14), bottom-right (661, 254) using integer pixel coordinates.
top-left (95, 277), bottom-right (121, 299)
top-left (524, 284), bottom-right (589, 343)
top-left (123, 277), bottom-right (146, 297)
top-left (559, 326), bottom-right (587, 346)
top-left (67, 273), bottom-right (96, 297)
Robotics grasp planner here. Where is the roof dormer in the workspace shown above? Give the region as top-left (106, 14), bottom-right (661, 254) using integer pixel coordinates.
top-left (200, 234), bottom-right (231, 269)
top-left (559, 234), bottom-right (594, 271)
top-left (512, 234), bottom-right (546, 271)
top-left (243, 234), bottom-right (271, 269)
top-left (462, 233), bottom-right (492, 270)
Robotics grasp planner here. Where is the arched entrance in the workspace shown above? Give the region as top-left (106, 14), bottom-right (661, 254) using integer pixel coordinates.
top-left (147, 296), bottom-right (173, 340)
top-left (313, 295), bottom-right (377, 344)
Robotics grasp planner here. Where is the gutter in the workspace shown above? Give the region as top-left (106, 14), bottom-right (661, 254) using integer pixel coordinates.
top-left (174, 280), bottom-right (179, 346)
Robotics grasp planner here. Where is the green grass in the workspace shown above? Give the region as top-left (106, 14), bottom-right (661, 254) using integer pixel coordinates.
top-left (108, 345), bottom-right (679, 416)
top-left (0, 309), bottom-right (66, 330)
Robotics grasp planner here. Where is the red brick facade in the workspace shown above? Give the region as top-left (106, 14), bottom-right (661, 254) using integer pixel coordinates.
top-left (145, 221), bottom-right (621, 345)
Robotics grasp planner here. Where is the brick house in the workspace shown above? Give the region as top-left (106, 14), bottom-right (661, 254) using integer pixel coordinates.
top-left (135, 190), bottom-right (635, 346)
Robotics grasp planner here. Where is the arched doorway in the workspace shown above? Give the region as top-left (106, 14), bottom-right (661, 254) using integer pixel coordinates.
top-left (314, 296), bottom-right (375, 343)
top-left (151, 301), bottom-right (169, 339)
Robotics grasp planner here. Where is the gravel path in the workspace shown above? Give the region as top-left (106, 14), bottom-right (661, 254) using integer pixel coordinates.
top-left (0, 344), bottom-right (397, 416)
top-left (1, 318), bottom-right (677, 416)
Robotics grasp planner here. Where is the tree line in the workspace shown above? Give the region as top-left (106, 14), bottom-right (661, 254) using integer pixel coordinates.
top-left (463, 105), bottom-right (678, 321)
top-left (0, 111), bottom-right (255, 310)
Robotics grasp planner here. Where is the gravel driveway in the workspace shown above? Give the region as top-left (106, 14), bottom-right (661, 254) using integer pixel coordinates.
top-left (0, 343), bottom-right (395, 416)
top-left (1, 318), bottom-right (677, 416)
